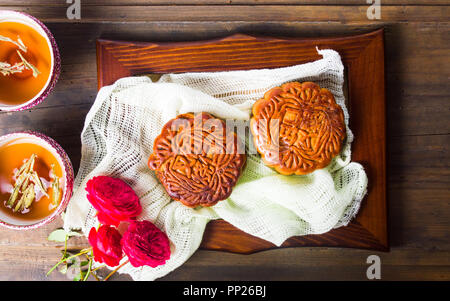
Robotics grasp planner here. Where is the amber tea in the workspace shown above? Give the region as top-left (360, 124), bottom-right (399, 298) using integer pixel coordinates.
top-left (0, 21), bottom-right (51, 105)
top-left (0, 137), bottom-right (63, 224)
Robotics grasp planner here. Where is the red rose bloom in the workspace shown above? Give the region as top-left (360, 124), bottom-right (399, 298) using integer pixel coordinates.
top-left (122, 220), bottom-right (171, 268)
top-left (88, 225), bottom-right (123, 267)
top-left (86, 176), bottom-right (142, 226)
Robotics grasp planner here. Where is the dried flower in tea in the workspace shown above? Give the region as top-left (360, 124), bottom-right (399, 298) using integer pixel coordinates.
top-left (5, 153), bottom-right (60, 213)
top-left (0, 22), bottom-right (52, 105)
top-left (0, 35), bottom-right (40, 78)
top-left (0, 139), bottom-right (64, 220)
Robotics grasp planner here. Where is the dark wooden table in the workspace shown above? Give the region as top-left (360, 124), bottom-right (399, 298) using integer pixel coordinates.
top-left (0, 0), bottom-right (448, 281)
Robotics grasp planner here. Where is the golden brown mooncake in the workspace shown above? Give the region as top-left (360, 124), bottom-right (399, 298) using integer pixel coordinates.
top-left (148, 112), bottom-right (246, 208)
top-left (250, 81), bottom-right (346, 175)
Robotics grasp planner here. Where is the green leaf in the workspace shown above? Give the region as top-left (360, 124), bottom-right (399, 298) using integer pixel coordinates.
top-left (60, 250), bottom-right (69, 259)
top-left (58, 264), bottom-right (68, 274)
top-left (80, 261), bottom-right (89, 267)
top-left (48, 228), bottom-right (83, 242)
top-left (48, 229), bottom-right (68, 242)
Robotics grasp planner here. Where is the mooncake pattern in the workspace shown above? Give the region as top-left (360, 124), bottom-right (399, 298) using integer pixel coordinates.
top-left (250, 81), bottom-right (346, 175)
top-left (148, 113), bottom-right (246, 208)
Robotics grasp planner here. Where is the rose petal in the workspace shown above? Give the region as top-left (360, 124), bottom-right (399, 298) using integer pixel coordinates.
top-left (121, 220), bottom-right (170, 268)
top-left (88, 225), bottom-right (123, 267)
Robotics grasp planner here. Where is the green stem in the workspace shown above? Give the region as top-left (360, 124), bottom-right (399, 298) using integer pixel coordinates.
top-left (62, 234), bottom-right (68, 259)
top-left (46, 248), bottom-right (91, 277)
top-left (91, 265), bottom-right (105, 273)
top-left (103, 260), bottom-right (128, 281)
top-left (83, 257), bottom-right (93, 281)
top-left (90, 264), bottom-right (105, 281)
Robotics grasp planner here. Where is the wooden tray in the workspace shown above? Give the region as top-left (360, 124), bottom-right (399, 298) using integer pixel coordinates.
top-left (96, 29), bottom-right (387, 253)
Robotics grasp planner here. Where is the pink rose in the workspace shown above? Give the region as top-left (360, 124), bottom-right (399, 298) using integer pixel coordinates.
top-left (121, 220), bottom-right (171, 268)
top-left (88, 225), bottom-right (123, 267)
top-left (86, 176), bottom-right (142, 226)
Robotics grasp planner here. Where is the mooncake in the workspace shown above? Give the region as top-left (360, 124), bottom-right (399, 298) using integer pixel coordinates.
top-left (148, 112), bottom-right (246, 208)
top-left (250, 81), bottom-right (346, 175)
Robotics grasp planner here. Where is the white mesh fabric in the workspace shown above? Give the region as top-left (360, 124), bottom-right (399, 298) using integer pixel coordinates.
top-left (64, 49), bottom-right (367, 280)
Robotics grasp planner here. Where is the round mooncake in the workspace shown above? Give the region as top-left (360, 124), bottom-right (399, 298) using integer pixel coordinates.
top-left (148, 113), bottom-right (246, 208)
top-left (250, 81), bottom-right (346, 175)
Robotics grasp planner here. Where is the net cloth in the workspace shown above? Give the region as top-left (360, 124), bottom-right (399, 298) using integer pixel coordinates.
top-left (64, 49), bottom-right (368, 281)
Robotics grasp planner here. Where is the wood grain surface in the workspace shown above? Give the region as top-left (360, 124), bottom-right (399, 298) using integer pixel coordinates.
top-left (2, 5), bottom-right (449, 23)
top-left (96, 30), bottom-right (387, 252)
top-left (0, 0), bottom-right (448, 281)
